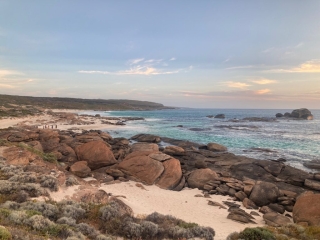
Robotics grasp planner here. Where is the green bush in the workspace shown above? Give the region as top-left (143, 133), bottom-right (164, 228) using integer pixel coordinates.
top-left (238, 227), bottom-right (276, 240)
top-left (0, 226), bottom-right (12, 240)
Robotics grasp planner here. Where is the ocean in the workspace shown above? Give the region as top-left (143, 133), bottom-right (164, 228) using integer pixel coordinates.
top-left (82, 109), bottom-right (320, 171)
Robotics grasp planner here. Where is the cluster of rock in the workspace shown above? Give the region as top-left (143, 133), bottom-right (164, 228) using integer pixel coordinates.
top-left (1, 128), bottom-right (320, 228)
top-left (206, 114), bottom-right (225, 119)
top-left (276, 108), bottom-right (314, 120)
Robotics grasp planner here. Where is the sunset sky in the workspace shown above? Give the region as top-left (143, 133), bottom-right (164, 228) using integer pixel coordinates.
top-left (0, 1), bottom-right (319, 108)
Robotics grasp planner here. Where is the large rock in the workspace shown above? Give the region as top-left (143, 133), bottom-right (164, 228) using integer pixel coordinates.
top-left (230, 163), bottom-right (276, 182)
top-left (207, 142), bottom-right (227, 152)
top-left (290, 108), bottom-right (313, 120)
top-left (156, 158), bottom-right (182, 190)
top-left (187, 168), bottom-right (218, 189)
top-left (118, 155), bottom-right (164, 185)
top-left (249, 182), bottom-right (280, 207)
top-left (293, 192), bottom-right (320, 225)
top-left (303, 160), bottom-right (320, 170)
top-left (39, 130), bottom-right (60, 152)
top-left (214, 114), bottom-right (225, 119)
top-left (130, 143), bottom-right (159, 152)
top-left (70, 161), bottom-right (91, 178)
top-left (163, 146), bottom-right (185, 156)
top-left (263, 212), bottom-right (291, 227)
top-left (304, 179), bottom-right (320, 191)
top-left (76, 141), bottom-right (117, 170)
top-left (131, 134), bottom-right (161, 143)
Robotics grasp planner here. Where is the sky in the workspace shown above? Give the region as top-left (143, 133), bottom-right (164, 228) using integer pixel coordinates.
top-left (0, 1), bottom-right (319, 109)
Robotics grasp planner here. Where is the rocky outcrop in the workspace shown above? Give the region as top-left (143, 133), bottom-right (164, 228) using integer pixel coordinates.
top-left (263, 212), bottom-right (291, 227)
top-left (163, 146), bottom-right (185, 156)
top-left (276, 108), bottom-right (313, 120)
top-left (249, 182), bottom-right (280, 207)
top-left (130, 142), bottom-right (159, 152)
top-left (118, 153), bottom-right (164, 185)
top-left (187, 168), bottom-right (218, 189)
top-left (291, 108), bottom-right (313, 120)
top-left (70, 161), bottom-right (91, 178)
top-left (303, 160), bottom-right (320, 170)
top-left (131, 134), bottom-right (161, 143)
top-left (201, 142), bottom-right (227, 152)
top-left (156, 158), bottom-right (182, 190)
top-left (293, 192), bottom-right (320, 226)
top-left (214, 114), bottom-right (225, 119)
top-left (76, 141), bottom-right (117, 170)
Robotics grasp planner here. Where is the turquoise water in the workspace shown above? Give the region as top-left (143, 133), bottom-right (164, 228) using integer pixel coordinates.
top-left (82, 109), bottom-right (320, 170)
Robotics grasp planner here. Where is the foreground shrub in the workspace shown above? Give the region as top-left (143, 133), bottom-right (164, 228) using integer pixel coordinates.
top-left (39, 175), bottom-right (58, 191)
top-left (60, 201), bottom-right (86, 220)
top-left (99, 202), bottom-right (121, 221)
top-left (65, 176), bottom-right (79, 187)
top-left (0, 226), bottom-right (12, 240)
top-left (227, 227), bottom-right (276, 240)
top-left (267, 223), bottom-right (320, 240)
top-left (238, 227), bottom-right (275, 240)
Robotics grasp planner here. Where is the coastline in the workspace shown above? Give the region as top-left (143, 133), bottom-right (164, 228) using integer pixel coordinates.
top-left (1, 109), bottom-right (319, 240)
top-left (0, 110), bottom-right (266, 239)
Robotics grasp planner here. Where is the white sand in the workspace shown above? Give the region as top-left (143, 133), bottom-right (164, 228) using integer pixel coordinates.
top-left (48, 181), bottom-right (264, 240)
top-left (99, 181), bottom-right (264, 240)
top-left (0, 110), bottom-right (123, 132)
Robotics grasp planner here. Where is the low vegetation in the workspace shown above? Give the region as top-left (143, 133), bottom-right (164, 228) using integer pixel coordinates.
top-left (0, 94), bottom-right (170, 118)
top-left (227, 224), bottom-right (320, 240)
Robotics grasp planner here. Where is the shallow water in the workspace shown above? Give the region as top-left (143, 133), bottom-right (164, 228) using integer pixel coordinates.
top-left (82, 109), bottom-right (320, 171)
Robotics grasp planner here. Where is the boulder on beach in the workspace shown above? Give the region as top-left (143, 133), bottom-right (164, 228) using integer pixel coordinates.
top-left (70, 161), bottom-right (91, 178)
top-left (75, 141), bottom-right (117, 170)
top-left (187, 168), bottom-right (218, 189)
top-left (275, 113), bottom-right (283, 118)
top-left (118, 153), bottom-right (164, 185)
top-left (156, 158), bottom-right (182, 190)
top-left (293, 192), bottom-right (320, 226)
top-left (249, 182), bottom-right (280, 207)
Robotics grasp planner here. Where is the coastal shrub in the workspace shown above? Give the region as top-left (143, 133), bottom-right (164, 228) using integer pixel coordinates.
top-left (14, 190), bottom-right (29, 203)
top-left (39, 175), bottom-right (58, 191)
top-left (8, 210), bottom-right (28, 225)
top-left (60, 201), bottom-right (86, 220)
top-left (167, 226), bottom-right (193, 239)
top-left (190, 226), bottom-right (215, 240)
top-left (76, 222), bottom-right (99, 238)
top-left (56, 217), bottom-right (77, 226)
top-left (140, 220), bottom-right (159, 238)
top-left (238, 227), bottom-right (276, 240)
top-left (1, 201), bottom-right (20, 210)
top-left (0, 226), bottom-right (12, 240)
top-left (0, 181), bottom-right (16, 194)
top-left (21, 201), bottom-right (59, 220)
top-left (24, 214), bottom-right (56, 231)
top-left (19, 183), bottom-right (46, 197)
top-left (99, 202), bottom-right (121, 221)
top-left (226, 232), bottom-right (240, 240)
top-left (266, 224), bottom-right (320, 240)
top-left (8, 173), bottom-right (37, 183)
top-left (96, 234), bottom-right (113, 240)
top-left (65, 175), bottom-right (79, 187)
top-left (122, 220), bottom-right (142, 239)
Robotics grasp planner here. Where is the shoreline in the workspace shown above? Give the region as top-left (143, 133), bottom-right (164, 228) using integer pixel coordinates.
top-left (0, 109), bottom-right (319, 239)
